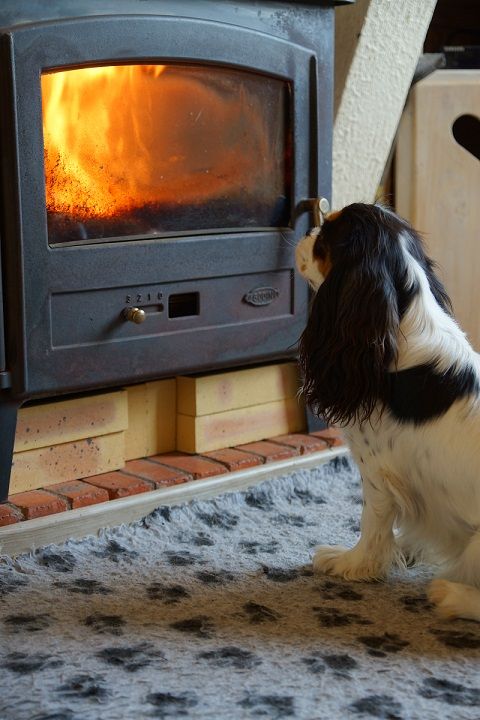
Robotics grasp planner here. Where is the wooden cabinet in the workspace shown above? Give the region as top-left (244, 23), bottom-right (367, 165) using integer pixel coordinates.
top-left (396, 70), bottom-right (480, 349)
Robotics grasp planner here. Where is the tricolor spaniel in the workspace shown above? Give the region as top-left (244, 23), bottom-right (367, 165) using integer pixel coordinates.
top-left (296, 202), bottom-right (480, 622)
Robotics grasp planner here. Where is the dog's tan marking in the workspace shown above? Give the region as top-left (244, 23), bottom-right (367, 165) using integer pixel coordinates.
top-left (295, 232), bottom-right (324, 289)
top-left (325, 209), bottom-right (342, 222)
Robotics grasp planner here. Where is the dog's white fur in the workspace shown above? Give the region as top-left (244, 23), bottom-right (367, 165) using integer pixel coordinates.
top-left (296, 215), bottom-right (480, 622)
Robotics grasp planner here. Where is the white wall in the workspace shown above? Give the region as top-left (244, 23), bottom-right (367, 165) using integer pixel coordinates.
top-left (332, 0), bottom-right (437, 209)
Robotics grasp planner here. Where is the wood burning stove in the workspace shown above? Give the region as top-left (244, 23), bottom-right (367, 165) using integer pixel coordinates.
top-left (0, 0), bottom-right (350, 500)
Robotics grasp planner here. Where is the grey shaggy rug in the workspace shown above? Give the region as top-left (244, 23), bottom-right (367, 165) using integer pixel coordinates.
top-left (1, 457), bottom-right (480, 720)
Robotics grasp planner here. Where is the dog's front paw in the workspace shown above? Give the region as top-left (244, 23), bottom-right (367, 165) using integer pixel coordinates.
top-left (427, 579), bottom-right (480, 621)
top-left (312, 545), bottom-right (386, 581)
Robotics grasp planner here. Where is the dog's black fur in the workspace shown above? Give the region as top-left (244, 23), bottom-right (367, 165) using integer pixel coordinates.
top-left (298, 203), bottom-right (456, 426)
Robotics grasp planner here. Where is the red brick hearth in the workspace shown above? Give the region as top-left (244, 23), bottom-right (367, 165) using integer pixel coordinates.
top-left (1, 429), bottom-right (343, 525)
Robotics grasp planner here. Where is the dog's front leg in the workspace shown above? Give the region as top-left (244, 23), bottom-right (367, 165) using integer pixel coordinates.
top-left (313, 474), bottom-right (398, 581)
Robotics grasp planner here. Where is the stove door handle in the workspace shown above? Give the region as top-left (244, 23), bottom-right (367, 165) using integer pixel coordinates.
top-left (305, 197), bottom-right (330, 228)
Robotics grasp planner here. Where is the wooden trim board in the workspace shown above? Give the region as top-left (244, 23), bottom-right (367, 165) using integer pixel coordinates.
top-left (0, 447), bottom-right (349, 556)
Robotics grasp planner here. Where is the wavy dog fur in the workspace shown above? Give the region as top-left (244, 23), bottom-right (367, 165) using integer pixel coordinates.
top-left (298, 203), bottom-right (452, 425)
top-left (296, 202), bottom-right (480, 622)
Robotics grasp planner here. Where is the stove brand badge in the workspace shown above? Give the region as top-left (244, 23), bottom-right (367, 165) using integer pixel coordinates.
top-left (243, 286), bottom-right (279, 306)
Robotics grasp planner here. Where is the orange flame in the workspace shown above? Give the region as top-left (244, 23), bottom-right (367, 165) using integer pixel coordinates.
top-left (41, 64), bottom-right (278, 224)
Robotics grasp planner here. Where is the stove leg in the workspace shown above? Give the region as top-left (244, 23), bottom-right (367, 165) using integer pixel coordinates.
top-left (0, 394), bottom-right (20, 502)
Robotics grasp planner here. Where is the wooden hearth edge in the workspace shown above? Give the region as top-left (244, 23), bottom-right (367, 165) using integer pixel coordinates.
top-left (0, 446), bottom-right (349, 557)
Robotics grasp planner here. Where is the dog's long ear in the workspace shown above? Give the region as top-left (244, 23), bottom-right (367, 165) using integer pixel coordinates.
top-left (299, 220), bottom-right (401, 426)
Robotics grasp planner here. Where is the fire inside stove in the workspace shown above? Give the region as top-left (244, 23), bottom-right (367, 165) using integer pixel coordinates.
top-left (41, 63), bottom-right (292, 245)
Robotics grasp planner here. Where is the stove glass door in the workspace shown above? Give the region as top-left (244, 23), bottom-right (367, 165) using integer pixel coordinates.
top-left (41, 64), bottom-right (292, 245)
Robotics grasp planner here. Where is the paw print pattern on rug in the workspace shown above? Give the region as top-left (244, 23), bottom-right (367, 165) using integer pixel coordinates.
top-left (314, 579), bottom-right (364, 601)
top-left (0, 569), bottom-right (29, 597)
top-left (182, 532), bottom-right (215, 547)
top-left (195, 569), bottom-right (236, 584)
top-left (301, 655), bottom-right (326, 675)
top-left (357, 632), bottom-right (409, 657)
top-left (272, 513), bottom-right (307, 528)
top-left (244, 489), bottom-right (275, 511)
top-left (261, 566), bottom-right (300, 583)
top-left (238, 693), bottom-right (295, 719)
top-left (54, 578), bottom-right (113, 595)
top-left (313, 606), bottom-right (372, 628)
top-left (323, 652), bottom-right (359, 677)
top-left (3, 458), bottom-right (480, 720)
top-left (419, 677), bottom-right (480, 706)
top-left (346, 517), bottom-right (361, 533)
top-left (238, 540), bottom-right (280, 555)
top-left (197, 646), bottom-right (262, 670)
top-left (302, 652), bottom-right (358, 679)
top-left (348, 694), bottom-right (404, 718)
top-left (146, 582), bottom-right (191, 604)
top-left (300, 567), bottom-right (314, 577)
top-left (31, 711), bottom-right (75, 720)
top-left (35, 549), bottom-right (77, 573)
top-left (169, 615), bottom-right (215, 639)
top-left (430, 628), bottom-right (480, 649)
top-left (292, 487), bottom-right (326, 505)
top-left (57, 673), bottom-right (109, 701)
top-left (84, 614), bottom-right (126, 636)
top-left (165, 550), bottom-right (200, 566)
top-left (4, 652), bottom-right (63, 674)
top-left (145, 691), bottom-right (198, 718)
top-left (4, 613), bottom-right (51, 633)
top-left (195, 509), bottom-right (238, 530)
top-left (150, 506), bottom-right (172, 523)
top-left (331, 456), bottom-right (351, 471)
top-left (243, 601), bottom-right (281, 624)
top-left (96, 643), bottom-right (165, 672)
top-left (400, 594), bottom-right (432, 614)
top-left (91, 540), bottom-right (139, 563)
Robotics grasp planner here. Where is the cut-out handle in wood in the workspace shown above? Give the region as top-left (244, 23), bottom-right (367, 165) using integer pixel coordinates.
top-left (452, 114), bottom-right (480, 161)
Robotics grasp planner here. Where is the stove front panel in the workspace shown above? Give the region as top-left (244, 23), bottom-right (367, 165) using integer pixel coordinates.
top-left (1, 13), bottom-right (323, 397)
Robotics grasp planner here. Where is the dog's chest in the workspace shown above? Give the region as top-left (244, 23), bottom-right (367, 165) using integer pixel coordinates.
top-left (345, 423), bottom-right (429, 516)
top-left (344, 420), bottom-right (476, 553)
top-left (345, 424), bottom-right (388, 470)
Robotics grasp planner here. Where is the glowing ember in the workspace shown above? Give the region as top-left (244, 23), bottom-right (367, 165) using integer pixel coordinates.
top-left (41, 64), bottom-right (290, 240)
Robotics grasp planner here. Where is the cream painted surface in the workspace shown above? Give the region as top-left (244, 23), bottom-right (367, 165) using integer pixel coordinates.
top-left (333, 0), bottom-right (436, 208)
top-left (14, 391), bottom-right (127, 453)
top-left (396, 70), bottom-right (480, 351)
top-left (10, 431), bottom-right (126, 494)
top-left (124, 379), bottom-right (176, 460)
top-left (176, 363), bottom-right (300, 417)
top-left (176, 397), bottom-right (305, 454)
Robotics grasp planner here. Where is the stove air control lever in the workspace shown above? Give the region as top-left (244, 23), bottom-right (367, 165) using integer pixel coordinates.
top-left (123, 307), bottom-right (146, 324)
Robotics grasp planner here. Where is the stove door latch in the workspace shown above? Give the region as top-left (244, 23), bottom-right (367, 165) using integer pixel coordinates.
top-left (307, 197), bottom-right (330, 227)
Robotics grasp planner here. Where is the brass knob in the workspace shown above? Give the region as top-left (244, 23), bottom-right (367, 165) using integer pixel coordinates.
top-left (123, 307), bottom-right (146, 324)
